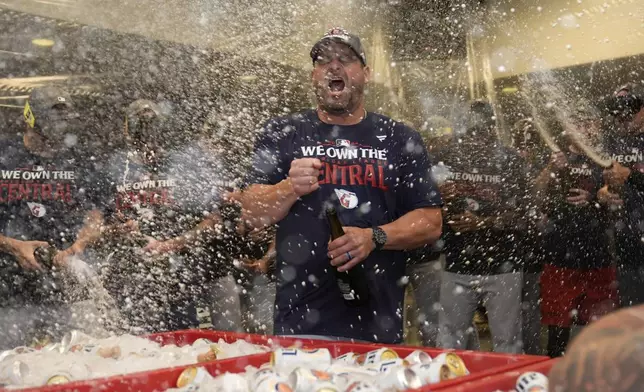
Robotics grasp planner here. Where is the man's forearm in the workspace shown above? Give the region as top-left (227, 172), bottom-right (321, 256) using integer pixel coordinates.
top-left (71, 210), bottom-right (104, 252)
top-left (0, 234), bottom-right (18, 253)
top-left (241, 180), bottom-right (300, 229)
top-left (380, 207), bottom-right (442, 250)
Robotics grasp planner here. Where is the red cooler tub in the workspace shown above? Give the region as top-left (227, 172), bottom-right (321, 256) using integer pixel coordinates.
top-left (432, 358), bottom-right (558, 392)
top-left (8, 330), bottom-right (549, 392)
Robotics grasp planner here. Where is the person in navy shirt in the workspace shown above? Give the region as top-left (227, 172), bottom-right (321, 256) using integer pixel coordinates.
top-left (598, 84), bottom-right (644, 308)
top-left (239, 28), bottom-right (443, 343)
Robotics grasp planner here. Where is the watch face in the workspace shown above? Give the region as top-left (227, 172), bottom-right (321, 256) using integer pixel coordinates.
top-left (374, 227), bottom-right (387, 247)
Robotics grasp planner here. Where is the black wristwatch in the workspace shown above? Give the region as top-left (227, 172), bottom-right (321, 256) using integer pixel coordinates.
top-left (372, 227), bottom-right (387, 251)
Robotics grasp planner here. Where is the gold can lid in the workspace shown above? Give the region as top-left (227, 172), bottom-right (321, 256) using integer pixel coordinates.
top-left (177, 367), bottom-right (199, 388)
top-left (47, 375), bottom-right (71, 385)
top-left (444, 353), bottom-right (468, 377)
top-left (381, 349), bottom-right (399, 360)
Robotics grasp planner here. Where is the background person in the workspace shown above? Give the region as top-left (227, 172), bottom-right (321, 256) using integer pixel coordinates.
top-left (0, 87), bottom-right (104, 348)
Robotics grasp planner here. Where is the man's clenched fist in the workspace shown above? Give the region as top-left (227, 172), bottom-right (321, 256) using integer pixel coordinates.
top-left (288, 158), bottom-right (322, 197)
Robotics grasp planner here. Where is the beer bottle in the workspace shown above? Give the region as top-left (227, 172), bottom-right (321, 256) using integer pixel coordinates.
top-left (34, 245), bottom-right (57, 269)
top-left (326, 207), bottom-right (370, 306)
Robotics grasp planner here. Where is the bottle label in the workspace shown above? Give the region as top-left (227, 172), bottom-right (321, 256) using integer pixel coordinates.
top-left (337, 280), bottom-right (355, 300)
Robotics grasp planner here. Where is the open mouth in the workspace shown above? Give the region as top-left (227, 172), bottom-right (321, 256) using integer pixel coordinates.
top-left (328, 77), bottom-right (346, 92)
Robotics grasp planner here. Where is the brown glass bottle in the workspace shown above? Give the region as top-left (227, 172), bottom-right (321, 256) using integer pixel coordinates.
top-left (34, 245), bottom-right (57, 269)
top-left (326, 207), bottom-right (370, 306)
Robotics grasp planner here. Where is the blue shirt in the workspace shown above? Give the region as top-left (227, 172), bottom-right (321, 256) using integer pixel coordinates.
top-left (246, 110), bottom-right (442, 343)
top-left (604, 132), bottom-right (644, 267)
top-left (0, 138), bottom-right (101, 306)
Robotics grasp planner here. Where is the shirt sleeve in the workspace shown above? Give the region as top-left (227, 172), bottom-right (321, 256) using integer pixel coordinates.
top-left (243, 118), bottom-right (293, 187)
top-left (396, 128), bottom-right (443, 214)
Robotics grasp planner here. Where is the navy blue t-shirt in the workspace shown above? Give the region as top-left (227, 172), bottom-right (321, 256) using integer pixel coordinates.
top-left (440, 143), bottom-right (530, 275)
top-left (95, 142), bottom-right (244, 331)
top-left (0, 138), bottom-right (100, 307)
top-left (246, 110), bottom-right (442, 343)
top-left (541, 154), bottom-right (610, 270)
top-left (604, 132), bottom-right (644, 268)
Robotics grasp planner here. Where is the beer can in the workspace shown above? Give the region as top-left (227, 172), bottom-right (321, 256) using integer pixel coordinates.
top-left (363, 358), bottom-right (408, 374)
top-left (41, 343), bottom-right (65, 354)
top-left (289, 367), bottom-right (335, 392)
top-left (176, 367), bottom-right (211, 388)
top-left (69, 343), bottom-right (121, 359)
top-left (333, 352), bottom-right (358, 365)
top-left (176, 384), bottom-right (201, 392)
top-left (404, 350), bottom-right (432, 365)
top-left (61, 330), bottom-right (92, 350)
top-left (271, 348), bottom-right (332, 371)
top-left (252, 368), bottom-right (284, 390)
top-left (344, 380), bottom-right (380, 392)
top-left (196, 344), bottom-right (221, 363)
top-left (515, 371), bottom-right (548, 392)
top-left (43, 363), bottom-right (90, 385)
top-left (0, 360), bottom-right (28, 385)
top-left (325, 364), bottom-right (379, 377)
top-left (410, 362), bottom-right (451, 385)
top-left (355, 348), bottom-right (398, 366)
top-left (432, 353), bottom-right (469, 377)
top-left (253, 370), bottom-right (292, 392)
top-left (192, 338), bottom-right (214, 346)
top-left (377, 367), bottom-right (422, 392)
top-left (46, 373), bottom-right (72, 385)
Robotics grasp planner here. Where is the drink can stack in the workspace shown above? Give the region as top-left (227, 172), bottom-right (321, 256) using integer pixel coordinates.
top-left (0, 329), bottom-right (549, 391)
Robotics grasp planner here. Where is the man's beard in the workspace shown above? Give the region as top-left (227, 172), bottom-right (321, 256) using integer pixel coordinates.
top-left (316, 84), bottom-right (364, 115)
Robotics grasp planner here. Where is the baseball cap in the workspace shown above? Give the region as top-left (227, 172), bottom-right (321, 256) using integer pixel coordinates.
top-left (310, 27), bottom-right (367, 65)
top-left (24, 86), bottom-right (76, 128)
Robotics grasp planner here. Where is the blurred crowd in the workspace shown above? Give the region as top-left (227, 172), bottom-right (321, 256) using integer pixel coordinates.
top-left (1, 78), bottom-right (643, 358)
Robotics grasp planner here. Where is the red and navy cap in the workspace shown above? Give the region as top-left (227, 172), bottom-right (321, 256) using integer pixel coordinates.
top-left (310, 27), bottom-right (367, 66)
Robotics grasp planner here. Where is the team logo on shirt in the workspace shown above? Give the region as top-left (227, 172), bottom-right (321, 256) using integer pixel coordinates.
top-left (27, 202), bottom-right (46, 217)
top-left (376, 135), bottom-right (387, 142)
top-left (334, 189), bottom-right (359, 209)
top-left (336, 139), bottom-right (351, 148)
top-left (464, 197), bottom-right (480, 211)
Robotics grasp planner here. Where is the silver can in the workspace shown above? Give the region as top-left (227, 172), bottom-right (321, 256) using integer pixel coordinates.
top-left (432, 353), bottom-right (469, 377)
top-left (176, 367), bottom-right (212, 388)
top-left (192, 338), bottom-right (214, 346)
top-left (61, 330), bottom-right (92, 350)
top-left (410, 362), bottom-right (452, 385)
top-left (404, 350), bottom-right (432, 365)
top-left (289, 367), bottom-right (335, 392)
top-left (0, 360), bottom-right (28, 386)
top-left (355, 348), bottom-right (398, 366)
top-left (515, 371), bottom-right (548, 392)
top-left (363, 358), bottom-right (408, 374)
top-left (254, 377), bottom-right (293, 392)
top-left (377, 367), bottom-right (423, 392)
top-left (271, 348), bottom-right (332, 371)
top-left (333, 352), bottom-right (358, 365)
top-left (69, 343), bottom-right (121, 359)
top-left (252, 368), bottom-right (287, 390)
top-left (325, 364), bottom-right (379, 378)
